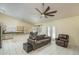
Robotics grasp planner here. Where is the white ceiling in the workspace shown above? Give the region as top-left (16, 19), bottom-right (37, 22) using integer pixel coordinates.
top-left (0, 3), bottom-right (79, 24)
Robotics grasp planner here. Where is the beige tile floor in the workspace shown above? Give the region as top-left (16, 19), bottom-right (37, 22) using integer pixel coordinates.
top-left (0, 34), bottom-right (79, 55)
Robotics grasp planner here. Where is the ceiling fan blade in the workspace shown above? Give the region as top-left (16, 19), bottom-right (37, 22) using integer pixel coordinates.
top-left (46, 14), bottom-right (55, 16)
top-left (35, 8), bottom-right (42, 14)
top-left (45, 10), bottom-right (57, 15)
top-left (44, 6), bottom-right (50, 14)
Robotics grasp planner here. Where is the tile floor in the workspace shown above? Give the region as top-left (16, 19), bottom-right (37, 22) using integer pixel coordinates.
top-left (0, 34), bottom-right (79, 55)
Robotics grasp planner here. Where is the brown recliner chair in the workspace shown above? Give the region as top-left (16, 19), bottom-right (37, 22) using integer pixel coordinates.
top-left (55, 34), bottom-right (69, 48)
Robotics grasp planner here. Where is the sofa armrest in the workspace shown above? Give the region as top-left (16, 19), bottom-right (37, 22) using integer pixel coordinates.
top-left (28, 39), bottom-right (36, 45)
top-left (55, 38), bottom-right (59, 40)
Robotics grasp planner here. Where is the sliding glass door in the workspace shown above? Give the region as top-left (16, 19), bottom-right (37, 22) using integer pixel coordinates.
top-left (47, 26), bottom-right (56, 40)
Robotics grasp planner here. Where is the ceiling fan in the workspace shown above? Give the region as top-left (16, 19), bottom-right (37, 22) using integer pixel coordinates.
top-left (35, 3), bottom-right (57, 18)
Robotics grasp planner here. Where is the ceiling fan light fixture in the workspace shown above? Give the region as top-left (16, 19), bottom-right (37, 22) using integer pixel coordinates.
top-left (35, 3), bottom-right (57, 18)
top-left (41, 14), bottom-right (45, 17)
top-left (40, 14), bottom-right (46, 19)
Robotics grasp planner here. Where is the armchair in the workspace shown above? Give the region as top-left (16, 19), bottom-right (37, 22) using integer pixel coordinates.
top-left (55, 34), bottom-right (69, 48)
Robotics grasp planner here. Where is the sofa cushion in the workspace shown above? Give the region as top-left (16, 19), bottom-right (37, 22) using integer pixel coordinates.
top-left (59, 34), bottom-right (69, 39)
top-left (35, 39), bottom-right (50, 44)
top-left (29, 32), bottom-right (38, 40)
top-left (35, 35), bottom-right (46, 40)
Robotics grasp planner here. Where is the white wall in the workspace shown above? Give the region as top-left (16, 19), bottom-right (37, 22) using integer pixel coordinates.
top-left (0, 13), bottom-right (33, 33)
top-left (40, 16), bottom-right (79, 47)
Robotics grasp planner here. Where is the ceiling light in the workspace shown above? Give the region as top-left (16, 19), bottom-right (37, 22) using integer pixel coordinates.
top-left (41, 14), bottom-right (46, 19)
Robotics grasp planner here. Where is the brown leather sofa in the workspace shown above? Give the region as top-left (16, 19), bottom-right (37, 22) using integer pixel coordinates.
top-left (28, 32), bottom-right (51, 50)
top-left (55, 34), bottom-right (69, 48)
top-left (23, 32), bottom-right (51, 53)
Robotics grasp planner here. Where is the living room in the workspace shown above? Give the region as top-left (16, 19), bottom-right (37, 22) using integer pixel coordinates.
top-left (0, 3), bottom-right (79, 55)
